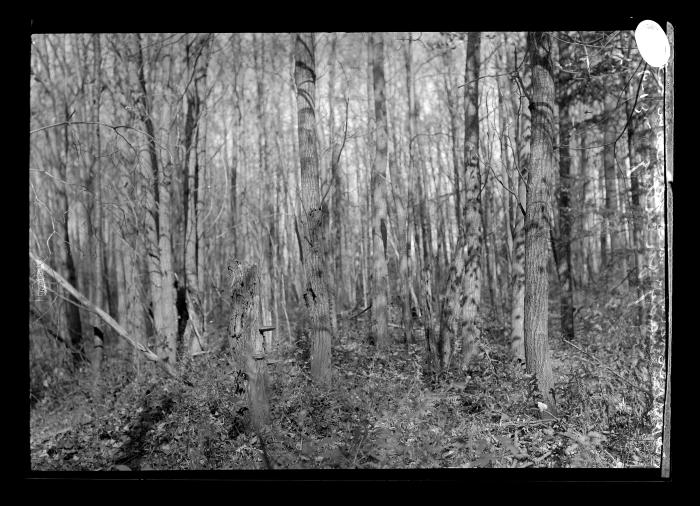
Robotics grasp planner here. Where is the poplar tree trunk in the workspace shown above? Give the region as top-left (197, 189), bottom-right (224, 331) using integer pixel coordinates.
top-left (251, 34), bottom-right (276, 351)
top-left (328, 34), bottom-right (346, 311)
top-left (525, 32), bottom-right (557, 416)
top-left (184, 35), bottom-right (210, 356)
top-left (135, 34), bottom-right (179, 365)
top-left (293, 33), bottom-right (333, 386)
top-left (603, 93), bottom-right (626, 288)
top-left (443, 49), bottom-right (463, 237)
top-left (505, 34), bottom-right (528, 362)
top-left (438, 32), bottom-right (482, 372)
top-left (387, 86), bottom-right (413, 345)
top-left (405, 33), bottom-right (432, 290)
top-left (511, 168), bottom-right (527, 361)
top-left (556, 37), bottom-right (575, 340)
top-left (369, 32), bottom-right (390, 348)
top-left (90, 34), bottom-right (104, 391)
top-left (60, 112), bottom-right (84, 368)
top-left (122, 244), bottom-right (148, 375)
top-left (580, 130), bottom-right (600, 284)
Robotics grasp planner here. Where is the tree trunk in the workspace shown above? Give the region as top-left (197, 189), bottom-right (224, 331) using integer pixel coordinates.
top-left (328, 33), bottom-right (346, 312)
top-left (422, 266), bottom-right (439, 376)
top-left (228, 263), bottom-right (271, 430)
top-left (60, 112), bottom-right (84, 368)
top-left (405, 33), bottom-right (432, 292)
top-left (580, 129), bottom-right (599, 285)
top-left (443, 49), bottom-right (463, 237)
top-left (603, 93), bottom-right (626, 288)
top-left (183, 35), bottom-right (210, 356)
top-left (253, 34), bottom-right (277, 350)
top-left (556, 37), bottom-right (575, 340)
top-left (505, 34), bottom-right (528, 362)
top-left (369, 32), bottom-right (390, 348)
top-left (525, 32), bottom-right (557, 416)
top-left (438, 32), bottom-right (482, 372)
top-left (135, 34), bottom-right (179, 366)
top-left (293, 33), bottom-right (334, 386)
top-left (89, 34), bottom-right (105, 393)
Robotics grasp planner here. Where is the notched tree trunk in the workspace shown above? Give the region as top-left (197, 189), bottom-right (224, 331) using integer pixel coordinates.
top-left (228, 262), bottom-right (270, 430)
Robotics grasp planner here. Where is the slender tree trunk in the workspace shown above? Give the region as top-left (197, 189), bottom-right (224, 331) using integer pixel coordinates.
top-left (59, 110), bottom-right (84, 368)
top-left (506, 35), bottom-right (528, 362)
top-left (443, 49), bottom-right (463, 236)
top-left (556, 37), bottom-right (575, 340)
top-left (438, 32), bottom-right (482, 372)
top-left (603, 93), bottom-right (626, 288)
top-left (122, 241), bottom-right (148, 375)
top-left (511, 165), bottom-right (527, 361)
top-left (405, 33), bottom-right (431, 292)
top-left (481, 182), bottom-right (501, 322)
top-left (253, 34), bottom-right (276, 349)
top-left (580, 129), bottom-right (600, 285)
top-left (369, 32), bottom-right (390, 348)
top-left (525, 32), bottom-right (557, 416)
top-left (328, 33), bottom-right (345, 312)
top-left (90, 34), bottom-right (104, 390)
top-left (388, 91), bottom-right (413, 344)
top-left (184, 35), bottom-right (210, 356)
top-left (135, 34), bottom-right (179, 365)
top-left (293, 33), bottom-right (334, 386)
top-left (422, 266), bottom-right (439, 376)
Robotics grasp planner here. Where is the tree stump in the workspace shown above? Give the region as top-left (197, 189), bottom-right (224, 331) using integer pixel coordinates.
top-left (228, 262), bottom-right (270, 430)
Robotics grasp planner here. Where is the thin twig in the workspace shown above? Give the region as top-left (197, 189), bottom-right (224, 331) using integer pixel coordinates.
top-left (562, 338), bottom-right (652, 398)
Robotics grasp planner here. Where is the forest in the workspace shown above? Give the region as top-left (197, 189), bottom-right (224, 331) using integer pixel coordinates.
top-left (29, 28), bottom-right (672, 472)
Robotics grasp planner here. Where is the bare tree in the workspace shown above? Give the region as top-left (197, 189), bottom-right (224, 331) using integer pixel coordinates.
top-left (369, 32), bottom-right (390, 347)
top-left (525, 31), bottom-right (557, 416)
top-left (134, 34), bottom-right (179, 365)
top-left (438, 32), bottom-right (482, 372)
top-left (293, 33), bottom-right (334, 385)
top-left (556, 36), bottom-right (575, 340)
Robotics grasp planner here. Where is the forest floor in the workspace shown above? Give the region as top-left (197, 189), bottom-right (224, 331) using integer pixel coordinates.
top-left (30, 298), bottom-right (663, 471)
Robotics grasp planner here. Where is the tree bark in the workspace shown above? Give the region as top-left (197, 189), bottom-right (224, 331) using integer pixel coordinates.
top-left (135, 34), bottom-right (179, 365)
top-left (293, 33), bottom-right (334, 386)
top-left (438, 32), bottom-right (482, 372)
top-left (228, 263), bottom-right (271, 430)
top-left (525, 32), bottom-right (557, 416)
top-left (603, 93), bottom-right (626, 288)
top-left (253, 34), bottom-right (277, 351)
top-left (580, 129), bottom-right (600, 284)
top-left (328, 33), bottom-right (346, 311)
top-left (60, 111), bottom-right (84, 368)
top-left (369, 32), bottom-right (390, 348)
top-left (556, 37), bottom-right (575, 340)
top-left (183, 35), bottom-right (211, 356)
top-left (505, 34), bottom-right (528, 362)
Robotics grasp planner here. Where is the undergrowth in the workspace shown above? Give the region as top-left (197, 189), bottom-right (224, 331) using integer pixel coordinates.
top-left (30, 295), bottom-right (665, 471)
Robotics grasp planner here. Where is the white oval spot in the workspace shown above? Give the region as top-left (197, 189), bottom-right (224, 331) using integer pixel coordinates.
top-left (635, 20), bottom-right (670, 68)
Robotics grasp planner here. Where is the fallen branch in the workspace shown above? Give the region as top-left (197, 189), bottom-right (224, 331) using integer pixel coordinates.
top-left (30, 252), bottom-right (189, 386)
top-left (346, 304), bottom-right (372, 320)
